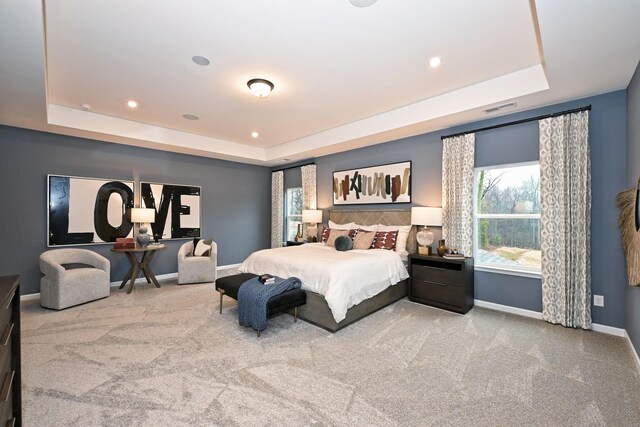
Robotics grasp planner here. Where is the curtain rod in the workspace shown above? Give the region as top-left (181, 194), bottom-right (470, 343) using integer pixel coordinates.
top-left (271, 161), bottom-right (315, 173)
top-left (440, 105), bottom-right (592, 140)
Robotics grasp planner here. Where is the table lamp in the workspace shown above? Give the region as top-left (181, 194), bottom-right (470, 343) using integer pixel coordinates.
top-left (411, 207), bottom-right (442, 255)
top-left (130, 208), bottom-right (156, 247)
top-left (302, 209), bottom-right (323, 242)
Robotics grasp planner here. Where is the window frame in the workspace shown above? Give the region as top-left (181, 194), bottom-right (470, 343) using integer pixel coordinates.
top-left (472, 160), bottom-right (542, 278)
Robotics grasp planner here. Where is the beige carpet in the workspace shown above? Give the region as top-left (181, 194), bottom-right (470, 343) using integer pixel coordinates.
top-left (21, 278), bottom-right (640, 426)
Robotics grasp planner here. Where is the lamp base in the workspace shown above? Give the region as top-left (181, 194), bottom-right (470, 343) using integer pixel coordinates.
top-left (418, 246), bottom-right (432, 256)
top-left (137, 226), bottom-right (150, 247)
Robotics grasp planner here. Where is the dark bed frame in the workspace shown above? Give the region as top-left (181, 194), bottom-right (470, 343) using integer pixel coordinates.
top-left (293, 209), bottom-right (415, 332)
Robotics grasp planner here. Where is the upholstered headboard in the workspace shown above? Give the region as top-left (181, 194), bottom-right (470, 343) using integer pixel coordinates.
top-left (328, 209), bottom-right (417, 254)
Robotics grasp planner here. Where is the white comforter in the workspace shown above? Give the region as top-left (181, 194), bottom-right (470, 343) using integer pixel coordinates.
top-left (238, 243), bottom-right (409, 323)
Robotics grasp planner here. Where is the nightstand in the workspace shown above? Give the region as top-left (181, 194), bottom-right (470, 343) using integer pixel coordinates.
top-left (408, 253), bottom-right (474, 314)
top-left (285, 240), bottom-right (305, 246)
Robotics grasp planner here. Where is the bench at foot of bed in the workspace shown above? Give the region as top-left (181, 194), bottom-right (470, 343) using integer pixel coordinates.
top-left (214, 273), bottom-right (307, 336)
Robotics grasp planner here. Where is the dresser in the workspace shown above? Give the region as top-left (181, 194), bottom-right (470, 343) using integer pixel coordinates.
top-left (0, 276), bottom-right (20, 427)
top-left (408, 254), bottom-right (474, 314)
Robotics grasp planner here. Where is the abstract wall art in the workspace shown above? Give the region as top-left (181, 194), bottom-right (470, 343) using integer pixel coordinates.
top-left (617, 177), bottom-right (640, 286)
top-left (48, 175), bottom-right (135, 246)
top-left (332, 161), bottom-right (411, 205)
top-left (140, 182), bottom-right (201, 239)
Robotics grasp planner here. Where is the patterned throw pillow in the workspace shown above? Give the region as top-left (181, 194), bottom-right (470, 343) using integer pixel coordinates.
top-left (326, 229), bottom-right (349, 247)
top-left (352, 230), bottom-right (375, 250)
top-left (370, 230), bottom-right (398, 250)
top-left (320, 227), bottom-right (331, 243)
top-left (192, 238), bottom-right (213, 256)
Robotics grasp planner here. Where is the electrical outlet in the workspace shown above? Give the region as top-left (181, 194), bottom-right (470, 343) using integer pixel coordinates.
top-left (594, 295), bottom-right (604, 307)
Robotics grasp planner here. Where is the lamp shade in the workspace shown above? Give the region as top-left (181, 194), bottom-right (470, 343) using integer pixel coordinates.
top-left (302, 209), bottom-right (323, 224)
top-left (411, 207), bottom-right (442, 226)
top-left (130, 208), bottom-right (155, 224)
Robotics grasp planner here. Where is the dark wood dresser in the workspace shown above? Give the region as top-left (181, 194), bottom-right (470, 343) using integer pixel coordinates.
top-left (408, 254), bottom-right (474, 314)
top-left (0, 276), bottom-right (20, 426)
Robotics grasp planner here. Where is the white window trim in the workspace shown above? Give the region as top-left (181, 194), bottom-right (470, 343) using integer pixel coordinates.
top-left (473, 161), bottom-right (541, 276)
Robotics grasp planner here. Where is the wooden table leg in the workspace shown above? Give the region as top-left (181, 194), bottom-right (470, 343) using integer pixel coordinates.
top-left (143, 250), bottom-right (161, 288)
top-left (126, 252), bottom-right (140, 294)
top-left (140, 252), bottom-right (152, 284)
top-left (119, 260), bottom-right (135, 289)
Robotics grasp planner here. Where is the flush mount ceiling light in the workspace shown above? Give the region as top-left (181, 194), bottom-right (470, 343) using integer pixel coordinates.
top-left (349, 0), bottom-right (378, 7)
top-left (251, 131), bottom-right (259, 138)
top-left (428, 56), bottom-right (442, 68)
top-left (127, 100), bottom-right (138, 108)
top-left (192, 55), bottom-right (210, 66)
top-left (247, 79), bottom-right (274, 98)
top-left (182, 114), bottom-right (199, 120)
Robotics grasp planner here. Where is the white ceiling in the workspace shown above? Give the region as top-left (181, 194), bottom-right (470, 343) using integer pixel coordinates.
top-left (1, 0), bottom-right (639, 166)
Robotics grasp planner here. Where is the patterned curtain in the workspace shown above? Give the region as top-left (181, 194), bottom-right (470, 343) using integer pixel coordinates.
top-left (540, 111), bottom-right (591, 329)
top-left (441, 133), bottom-right (475, 256)
top-left (271, 171), bottom-right (284, 248)
top-left (301, 164), bottom-right (317, 239)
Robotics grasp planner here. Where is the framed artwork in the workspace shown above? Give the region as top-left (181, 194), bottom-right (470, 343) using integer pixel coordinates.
top-left (140, 182), bottom-right (201, 240)
top-left (333, 161), bottom-right (411, 205)
top-left (48, 175), bottom-right (135, 246)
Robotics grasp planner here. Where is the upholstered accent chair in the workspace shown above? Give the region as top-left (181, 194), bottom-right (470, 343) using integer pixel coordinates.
top-left (177, 240), bottom-right (217, 284)
top-left (39, 249), bottom-right (111, 310)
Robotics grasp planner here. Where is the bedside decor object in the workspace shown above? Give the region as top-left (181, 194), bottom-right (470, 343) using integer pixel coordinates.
top-left (437, 239), bottom-right (448, 257)
top-left (302, 209), bottom-right (323, 242)
top-left (411, 207), bottom-right (442, 255)
top-left (295, 223), bottom-right (304, 242)
top-left (333, 161), bottom-right (411, 205)
top-left (130, 208), bottom-right (155, 247)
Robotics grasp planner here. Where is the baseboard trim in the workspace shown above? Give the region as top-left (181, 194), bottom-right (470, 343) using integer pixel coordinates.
top-left (21, 263), bottom-right (241, 301)
top-left (624, 331), bottom-right (640, 373)
top-left (474, 299), bottom-right (626, 337)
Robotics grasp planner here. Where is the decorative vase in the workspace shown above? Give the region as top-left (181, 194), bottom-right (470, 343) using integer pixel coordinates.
top-left (137, 226), bottom-right (151, 247)
top-left (296, 223), bottom-right (304, 242)
top-left (437, 239), bottom-right (448, 256)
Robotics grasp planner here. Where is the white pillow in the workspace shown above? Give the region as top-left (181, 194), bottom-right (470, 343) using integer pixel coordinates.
top-left (328, 220), bottom-right (355, 230)
top-left (354, 224), bottom-right (378, 232)
top-left (376, 224), bottom-right (411, 256)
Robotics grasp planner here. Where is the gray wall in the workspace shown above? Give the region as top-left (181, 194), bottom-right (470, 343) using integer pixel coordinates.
top-left (309, 90), bottom-right (628, 328)
top-left (0, 125), bottom-right (271, 295)
top-left (627, 61), bottom-right (640, 354)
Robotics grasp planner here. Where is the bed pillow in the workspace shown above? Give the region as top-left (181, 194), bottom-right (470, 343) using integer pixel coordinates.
top-left (328, 220), bottom-right (355, 230)
top-left (348, 229), bottom-right (359, 239)
top-left (376, 224), bottom-right (411, 256)
top-left (370, 230), bottom-right (398, 250)
top-left (353, 224), bottom-right (378, 232)
top-left (326, 229), bottom-right (349, 247)
top-left (352, 230), bottom-right (375, 250)
top-left (192, 238), bottom-right (213, 256)
top-left (334, 235), bottom-right (353, 252)
top-left (320, 226), bottom-right (332, 243)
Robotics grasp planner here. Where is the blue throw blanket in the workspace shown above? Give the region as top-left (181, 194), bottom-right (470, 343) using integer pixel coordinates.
top-left (237, 276), bottom-right (302, 332)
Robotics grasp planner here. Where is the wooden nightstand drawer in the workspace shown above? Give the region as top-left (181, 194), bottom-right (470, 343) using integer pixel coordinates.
top-left (411, 264), bottom-right (460, 285)
top-left (412, 279), bottom-right (465, 307)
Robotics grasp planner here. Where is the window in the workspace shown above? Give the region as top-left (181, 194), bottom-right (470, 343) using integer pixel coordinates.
top-left (474, 162), bottom-right (540, 275)
top-left (286, 187), bottom-right (303, 241)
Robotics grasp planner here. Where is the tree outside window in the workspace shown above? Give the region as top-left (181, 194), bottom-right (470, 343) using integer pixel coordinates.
top-left (474, 162), bottom-right (540, 272)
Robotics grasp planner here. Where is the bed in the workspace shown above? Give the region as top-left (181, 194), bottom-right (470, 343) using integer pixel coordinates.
top-left (239, 209), bottom-right (415, 332)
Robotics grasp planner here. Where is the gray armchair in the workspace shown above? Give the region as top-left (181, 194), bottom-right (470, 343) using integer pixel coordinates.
top-left (39, 249), bottom-right (110, 310)
top-left (178, 240), bottom-right (217, 284)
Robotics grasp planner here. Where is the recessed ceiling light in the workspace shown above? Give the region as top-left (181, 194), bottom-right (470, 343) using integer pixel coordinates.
top-left (251, 131), bottom-right (259, 138)
top-left (429, 57), bottom-right (442, 68)
top-left (247, 79), bottom-right (274, 98)
top-left (192, 56), bottom-right (210, 66)
top-left (182, 114), bottom-right (199, 120)
top-left (127, 100), bottom-right (138, 108)
top-left (349, 0), bottom-right (378, 7)
top-left (80, 103), bottom-right (91, 111)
